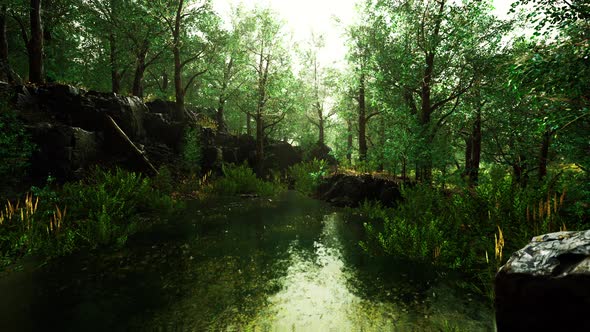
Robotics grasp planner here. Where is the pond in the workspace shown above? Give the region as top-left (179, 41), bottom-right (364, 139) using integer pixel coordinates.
top-left (0, 191), bottom-right (495, 331)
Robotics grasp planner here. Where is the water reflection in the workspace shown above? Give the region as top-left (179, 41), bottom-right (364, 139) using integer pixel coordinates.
top-left (247, 213), bottom-right (398, 331)
top-left (0, 192), bottom-right (494, 332)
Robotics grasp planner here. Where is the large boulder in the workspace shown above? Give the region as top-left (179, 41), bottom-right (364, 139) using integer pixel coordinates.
top-left (495, 230), bottom-right (590, 331)
top-left (306, 142), bottom-right (337, 165)
top-left (28, 123), bottom-right (102, 180)
top-left (318, 174), bottom-right (403, 207)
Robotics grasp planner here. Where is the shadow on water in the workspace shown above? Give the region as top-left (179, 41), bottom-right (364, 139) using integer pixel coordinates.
top-left (0, 191), bottom-right (494, 331)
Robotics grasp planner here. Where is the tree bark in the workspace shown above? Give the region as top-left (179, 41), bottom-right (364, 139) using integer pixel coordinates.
top-left (173, 0), bottom-right (186, 122)
top-left (109, 33), bottom-right (121, 93)
top-left (358, 72), bottom-right (367, 162)
top-left (346, 118), bottom-right (353, 164)
top-left (28, 0), bottom-right (44, 84)
top-left (538, 130), bottom-right (551, 181)
top-left (318, 116), bottom-right (325, 146)
top-left (246, 113), bottom-right (252, 136)
top-left (0, 5), bottom-right (20, 84)
top-left (464, 110), bottom-right (482, 186)
top-left (255, 114), bottom-right (264, 176)
top-left (131, 42), bottom-right (148, 97)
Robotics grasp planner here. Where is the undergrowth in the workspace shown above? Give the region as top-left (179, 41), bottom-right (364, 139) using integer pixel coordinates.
top-left (204, 163), bottom-right (284, 197)
top-left (358, 168), bottom-right (588, 302)
top-left (1, 167), bottom-right (180, 268)
top-left (288, 159), bottom-right (328, 195)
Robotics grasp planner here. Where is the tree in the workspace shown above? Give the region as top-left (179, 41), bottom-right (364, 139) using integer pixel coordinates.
top-left (347, 23), bottom-right (380, 162)
top-left (0, 4), bottom-right (21, 83)
top-left (299, 33), bottom-right (337, 146)
top-left (240, 7), bottom-right (295, 175)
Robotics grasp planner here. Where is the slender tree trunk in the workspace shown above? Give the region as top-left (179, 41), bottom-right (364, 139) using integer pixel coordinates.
top-left (539, 130), bottom-right (551, 181)
top-left (463, 109), bottom-right (482, 186)
top-left (109, 33), bottom-right (120, 93)
top-left (173, 0), bottom-right (186, 121)
top-left (28, 0), bottom-right (44, 84)
top-left (0, 5), bottom-right (20, 84)
top-left (246, 113), bottom-right (252, 136)
top-left (318, 117), bottom-right (325, 146)
top-left (358, 72), bottom-right (367, 162)
top-left (418, 52), bottom-right (435, 182)
top-left (402, 157), bottom-right (407, 180)
top-left (378, 115), bottom-right (385, 172)
top-left (216, 100), bottom-right (227, 132)
top-left (346, 118), bottom-right (353, 164)
top-left (162, 72), bottom-right (168, 91)
top-left (255, 114), bottom-right (264, 176)
top-left (132, 44), bottom-right (148, 97)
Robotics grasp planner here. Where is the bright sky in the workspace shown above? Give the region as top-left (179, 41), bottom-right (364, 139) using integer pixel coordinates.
top-left (211, 0), bottom-right (517, 69)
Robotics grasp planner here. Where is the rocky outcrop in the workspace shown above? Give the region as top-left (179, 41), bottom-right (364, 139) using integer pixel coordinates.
top-left (201, 129), bottom-right (302, 174)
top-left (317, 174), bottom-right (404, 207)
top-left (495, 230), bottom-right (590, 331)
top-left (4, 83), bottom-right (178, 180)
top-left (306, 142), bottom-right (337, 165)
top-left (3, 82), bottom-right (303, 180)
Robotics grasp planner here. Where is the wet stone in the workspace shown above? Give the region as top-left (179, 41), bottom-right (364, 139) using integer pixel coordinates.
top-left (495, 230), bottom-right (590, 331)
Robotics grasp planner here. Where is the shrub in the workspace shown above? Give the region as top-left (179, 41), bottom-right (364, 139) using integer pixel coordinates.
top-left (60, 167), bottom-right (175, 248)
top-left (206, 163), bottom-right (284, 197)
top-left (287, 159), bottom-right (327, 195)
top-left (0, 103), bottom-right (35, 188)
top-left (182, 126), bottom-right (201, 174)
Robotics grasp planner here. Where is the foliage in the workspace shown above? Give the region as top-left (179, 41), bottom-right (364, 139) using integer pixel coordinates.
top-left (0, 103), bottom-right (35, 188)
top-left (182, 126), bottom-right (202, 174)
top-left (360, 170), bottom-right (580, 293)
top-left (205, 163), bottom-right (284, 197)
top-left (60, 167), bottom-right (175, 248)
top-left (287, 159), bottom-right (327, 195)
top-left (0, 193), bottom-right (71, 267)
top-left (1, 168), bottom-right (179, 268)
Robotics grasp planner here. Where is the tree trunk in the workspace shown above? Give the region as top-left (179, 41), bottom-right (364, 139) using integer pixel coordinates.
top-left (318, 117), bottom-right (325, 146)
top-left (216, 102), bottom-right (227, 133)
top-left (378, 115), bottom-right (385, 172)
top-left (132, 45), bottom-right (148, 97)
top-left (246, 113), bottom-right (252, 136)
top-left (173, 0), bottom-right (186, 122)
top-left (358, 72), bottom-right (367, 162)
top-left (162, 72), bottom-right (168, 91)
top-left (346, 118), bottom-right (353, 164)
top-left (539, 130), bottom-right (551, 181)
top-left (109, 33), bottom-right (120, 93)
top-left (417, 51), bottom-right (435, 182)
top-left (0, 5), bottom-right (20, 84)
top-left (465, 110), bottom-right (482, 186)
top-left (28, 0), bottom-right (44, 84)
top-left (255, 114), bottom-right (264, 176)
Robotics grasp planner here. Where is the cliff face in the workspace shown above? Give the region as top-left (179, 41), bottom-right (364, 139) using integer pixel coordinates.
top-left (1, 82), bottom-right (302, 181)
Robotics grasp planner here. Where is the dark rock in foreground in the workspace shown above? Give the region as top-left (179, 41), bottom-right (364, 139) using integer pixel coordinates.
top-left (317, 174), bottom-right (404, 207)
top-left (495, 230), bottom-right (590, 332)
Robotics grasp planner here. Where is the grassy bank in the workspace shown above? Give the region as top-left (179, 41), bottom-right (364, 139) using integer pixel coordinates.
top-left (0, 167), bottom-right (182, 269)
top-left (353, 168), bottom-right (589, 302)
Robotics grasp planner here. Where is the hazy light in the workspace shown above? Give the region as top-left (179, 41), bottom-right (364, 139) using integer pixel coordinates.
top-left (212, 0), bottom-right (516, 69)
top-left (212, 0), bottom-right (358, 68)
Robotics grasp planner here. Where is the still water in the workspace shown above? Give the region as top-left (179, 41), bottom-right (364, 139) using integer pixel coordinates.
top-left (0, 191), bottom-right (494, 331)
